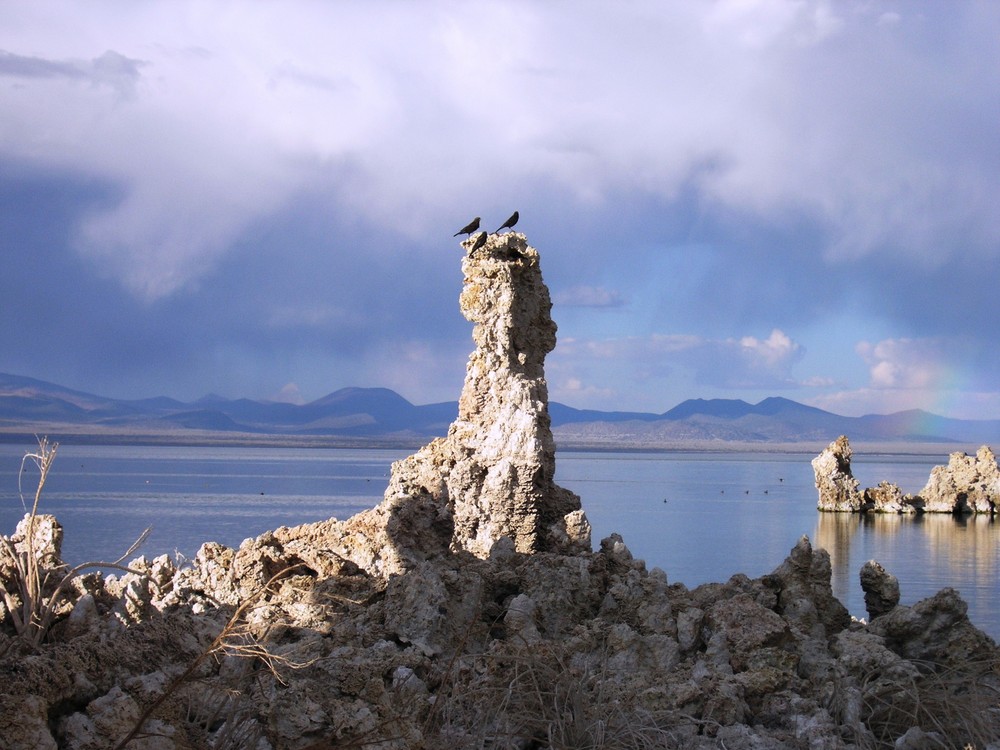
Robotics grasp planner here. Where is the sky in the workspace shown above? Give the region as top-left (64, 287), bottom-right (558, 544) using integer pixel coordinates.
top-left (1, 1), bottom-right (999, 420)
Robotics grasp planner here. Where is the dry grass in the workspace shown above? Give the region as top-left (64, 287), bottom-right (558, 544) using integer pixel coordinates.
top-left (423, 640), bottom-right (685, 750)
top-left (857, 656), bottom-right (1000, 749)
top-left (0, 437), bottom-right (151, 647)
top-left (181, 677), bottom-right (266, 750)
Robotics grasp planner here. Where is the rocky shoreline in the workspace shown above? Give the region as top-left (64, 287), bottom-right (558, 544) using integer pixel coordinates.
top-left (3, 233), bottom-right (998, 749)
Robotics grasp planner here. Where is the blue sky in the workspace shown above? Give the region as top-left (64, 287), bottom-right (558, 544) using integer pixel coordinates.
top-left (2, 1), bottom-right (999, 419)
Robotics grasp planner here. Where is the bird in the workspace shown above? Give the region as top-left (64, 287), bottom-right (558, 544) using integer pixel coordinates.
top-left (469, 231), bottom-right (488, 254)
top-left (453, 217), bottom-right (480, 237)
top-left (494, 210), bottom-right (518, 233)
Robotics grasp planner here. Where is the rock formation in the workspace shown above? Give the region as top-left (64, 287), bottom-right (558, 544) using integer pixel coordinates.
top-left (212, 232), bottom-right (590, 581)
top-left (863, 480), bottom-right (918, 514)
top-left (811, 435), bottom-right (864, 511)
top-left (3, 237), bottom-right (1000, 749)
top-left (814, 436), bottom-right (998, 515)
top-left (917, 445), bottom-right (1000, 514)
top-left (860, 560), bottom-right (900, 620)
top-left (385, 231), bottom-right (589, 560)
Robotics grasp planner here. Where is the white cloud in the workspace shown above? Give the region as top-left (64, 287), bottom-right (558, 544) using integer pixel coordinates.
top-left (739, 329), bottom-right (799, 369)
top-left (552, 377), bottom-right (615, 405)
top-left (1, 1), bottom-right (997, 301)
top-left (270, 382), bottom-right (306, 405)
top-left (553, 285), bottom-right (625, 308)
top-left (856, 337), bottom-right (949, 390)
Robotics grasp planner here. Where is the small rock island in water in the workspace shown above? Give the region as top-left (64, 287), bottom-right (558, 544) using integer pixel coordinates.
top-left (813, 434), bottom-right (1000, 514)
top-left (2, 232), bottom-right (999, 748)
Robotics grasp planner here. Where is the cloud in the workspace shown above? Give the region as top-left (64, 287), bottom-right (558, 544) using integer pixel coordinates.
top-left (804, 336), bottom-right (1000, 419)
top-left (2, 2), bottom-right (997, 301)
top-left (556, 328), bottom-right (805, 391)
top-left (553, 285), bottom-right (625, 308)
top-left (270, 382), bottom-right (306, 405)
top-left (1, 2), bottom-right (999, 420)
top-left (856, 337), bottom-right (954, 390)
top-left (807, 387), bottom-right (1000, 422)
top-left (0, 48), bottom-right (145, 96)
top-left (554, 377), bottom-right (616, 404)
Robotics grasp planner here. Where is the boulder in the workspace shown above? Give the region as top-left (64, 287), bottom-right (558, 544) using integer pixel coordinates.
top-left (867, 586), bottom-right (998, 664)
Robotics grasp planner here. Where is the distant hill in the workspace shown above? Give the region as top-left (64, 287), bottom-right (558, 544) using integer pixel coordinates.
top-left (0, 372), bottom-right (998, 447)
top-left (553, 395), bottom-right (1000, 445)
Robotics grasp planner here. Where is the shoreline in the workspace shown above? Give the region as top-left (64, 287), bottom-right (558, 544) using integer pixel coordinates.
top-left (0, 426), bottom-right (979, 457)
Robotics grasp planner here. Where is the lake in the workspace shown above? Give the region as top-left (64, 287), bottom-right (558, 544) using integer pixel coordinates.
top-left (0, 442), bottom-right (996, 640)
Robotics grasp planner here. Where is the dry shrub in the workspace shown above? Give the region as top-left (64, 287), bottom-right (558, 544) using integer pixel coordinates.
top-left (0, 437), bottom-right (150, 647)
top-left (113, 565), bottom-right (312, 750)
top-left (860, 656), bottom-right (1000, 749)
top-left (425, 640), bottom-right (684, 750)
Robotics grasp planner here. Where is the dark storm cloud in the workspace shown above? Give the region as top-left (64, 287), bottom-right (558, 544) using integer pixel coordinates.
top-left (1, 1), bottom-right (999, 417)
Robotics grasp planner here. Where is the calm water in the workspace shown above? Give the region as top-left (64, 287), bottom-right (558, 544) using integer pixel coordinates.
top-left (0, 443), bottom-right (996, 639)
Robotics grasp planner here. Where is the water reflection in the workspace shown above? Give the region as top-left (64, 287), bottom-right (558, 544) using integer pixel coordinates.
top-left (815, 511), bottom-right (998, 632)
top-left (3, 445), bottom-right (996, 639)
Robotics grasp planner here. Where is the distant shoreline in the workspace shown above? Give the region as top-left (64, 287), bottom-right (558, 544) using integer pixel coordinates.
top-left (0, 425), bottom-right (977, 457)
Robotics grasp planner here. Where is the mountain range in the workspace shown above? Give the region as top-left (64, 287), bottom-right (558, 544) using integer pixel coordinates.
top-left (1, 372), bottom-right (998, 447)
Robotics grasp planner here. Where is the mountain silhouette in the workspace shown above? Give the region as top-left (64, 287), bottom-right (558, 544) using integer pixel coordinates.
top-left (0, 372), bottom-right (997, 445)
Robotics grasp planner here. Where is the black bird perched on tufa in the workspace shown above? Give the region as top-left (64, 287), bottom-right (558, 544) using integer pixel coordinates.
top-left (454, 216), bottom-right (481, 237)
top-left (494, 211), bottom-right (518, 233)
top-left (469, 231), bottom-right (488, 254)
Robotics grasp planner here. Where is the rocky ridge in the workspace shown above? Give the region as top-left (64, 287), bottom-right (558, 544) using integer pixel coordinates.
top-left (813, 435), bottom-right (1000, 514)
top-left (2, 234), bottom-right (999, 749)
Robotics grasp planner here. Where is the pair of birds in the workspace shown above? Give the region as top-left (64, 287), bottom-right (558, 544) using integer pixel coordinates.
top-left (453, 211), bottom-right (518, 238)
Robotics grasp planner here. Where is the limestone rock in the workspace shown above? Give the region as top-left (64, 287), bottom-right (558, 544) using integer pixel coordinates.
top-left (391, 232), bottom-right (589, 561)
top-left (859, 560), bottom-right (900, 620)
top-left (916, 445), bottom-right (1000, 514)
top-left (1, 514), bottom-right (64, 596)
top-left (812, 436), bottom-right (863, 512)
top-left (767, 536), bottom-right (851, 638)
top-left (813, 439), bottom-right (1000, 515)
top-left (0, 514), bottom-right (72, 636)
top-left (863, 481), bottom-right (919, 514)
top-left (868, 586), bottom-right (998, 664)
top-left (255, 232), bottom-right (590, 578)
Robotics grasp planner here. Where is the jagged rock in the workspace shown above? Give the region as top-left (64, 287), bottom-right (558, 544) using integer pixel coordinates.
top-left (0, 514), bottom-right (64, 599)
top-left (384, 232), bottom-right (589, 561)
top-left (0, 694), bottom-right (57, 750)
top-left (812, 436), bottom-right (863, 511)
top-left (859, 560), bottom-right (900, 619)
top-left (893, 726), bottom-right (945, 749)
top-left (868, 586), bottom-right (999, 664)
top-left (916, 445), bottom-right (1000, 514)
top-left (58, 685), bottom-right (176, 750)
top-left (813, 438), bottom-right (1000, 515)
top-left (863, 480), bottom-right (919, 514)
top-left (767, 535), bottom-right (851, 639)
